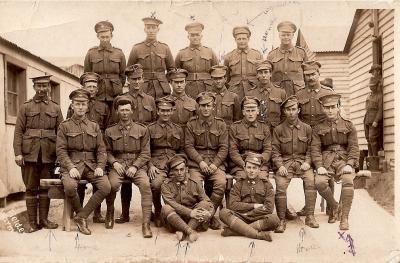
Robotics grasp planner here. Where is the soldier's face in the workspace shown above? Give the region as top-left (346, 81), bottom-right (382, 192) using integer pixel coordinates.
top-left (117, 104), bottom-right (133, 122)
top-left (283, 104), bottom-right (300, 121)
top-left (257, 69), bottom-right (271, 84)
top-left (71, 100), bottom-right (89, 117)
top-left (278, 31), bottom-right (294, 45)
top-left (188, 32), bottom-right (202, 46)
top-left (127, 76), bottom-right (144, 90)
top-left (242, 107), bottom-right (259, 122)
top-left (199, 101), bottom-right (214, 117)
top-left (144, 25), bottom-right (159, 40)
top-left (157, 107), bottom-right (174, 122)
top-left (212, 76), bottom-right (226, 89)
top-left (97, 31), bottom-right (112, 44)
top-left (369, 84), bottom-right (378, 92)
top-left (304, 72), bottom-right (320, 86)
top-left (171, 163), bottom-right (187, 182)
top-left (33, 83), bottom-right (50, 97)
top-left (235, 34), bottom-right (249, 49)
top-left (171, 79), bottom-right (186, 94)
top-left (84, 82), bottom-right (99, 98)
top-left (323, 104), bottom-right (339, 120)
top-left (245, 162), bottom-right (260, 179)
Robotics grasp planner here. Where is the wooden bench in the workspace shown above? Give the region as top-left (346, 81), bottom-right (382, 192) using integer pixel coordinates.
top-left (40, 178), bottom-right (131, 231)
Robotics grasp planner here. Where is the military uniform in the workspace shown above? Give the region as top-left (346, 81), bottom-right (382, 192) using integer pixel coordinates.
top-left (166, 93), bottom-right (197, 127)
top-left (67, 100), bottom-right (109, 132)
top-left (104, 97), bottom-right (152, 236)
top-left (57, 89), bottom-right (111, 235)
top-left (364, 77), bottom-right (383, 156)
top-left (267, 21), bottom-right (307, 96)
top-left (219, 154), bottom-right (279, 241)
top-left (271, 96), bottom-right (318, 232)
top-left (224, 26), bottom-right (262, 101)
top-left (161, 155), bottom-right (214, 241)
top-left (127, 17), bottom-right (174, 99)
top-left (312, 94), bottom-right (359, 230)
top-left (13, 75), bottom-right (63, 232)
top-left (229, 97), bottom-right (272, 179)
top-left (244, 82), bottom-right (286, 128)
top-left (84, 21), bottom-right (126, 106)
top-left (147, 97), bottom-right (185, 223)
top-left (175, 22), bottom-right (219, 99)
top-left (185, 93), bottom-right (228, 211)
top-left (209, 66), bottom-right (241, 126)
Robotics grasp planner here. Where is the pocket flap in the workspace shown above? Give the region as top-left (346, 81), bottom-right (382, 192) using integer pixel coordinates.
top-left (254, 133), bottom-right (265, 140)
top-left (110, 57), bottom-right (121, 63)
top-left (87, 131), bottom-right (98, 137)
top-left (269, 96), bottom-right (282, 103)
top-left (45, 111), bottom-right (58, 117)
top-left (26, 111), bottom-right (40, 117)
top-left (91, 57), bottom-right (103, 63)
top-left (66, 132), bottom-right (82, 138)
top-left (143, 105), bottom-right (154, 112)
top-left (138, 53), bottom-right (150, 59)
top-left (155, 52), bottom-right (166, 59)
top-left (193, 129), bottom-right (205, 136)
top-left (180, 56), bottom-right (192, 62)
top-left (209, 129), bottom-right (220, 136)
top-left (221, 100), bottom-right (235, 106)
top-left (151, 133), bottom-right (163, 139)
top-left (279, 137), bottom-right (291, 143)
top-left (298, 136), bottom-right (308, 142)
top-left (109, 134), bottom-right (122, 140)
top-left (200, 53), bottom-right (212, 60)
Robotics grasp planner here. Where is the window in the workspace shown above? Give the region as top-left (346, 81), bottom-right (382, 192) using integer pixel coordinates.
top-left (50, 80), bottom-right (60, 104)
top-left (5, 56), bottom-right (27, 124)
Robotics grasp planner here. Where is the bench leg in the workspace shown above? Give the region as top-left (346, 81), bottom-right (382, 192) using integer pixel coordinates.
top-left (63, 199), bottom-right (72, 232)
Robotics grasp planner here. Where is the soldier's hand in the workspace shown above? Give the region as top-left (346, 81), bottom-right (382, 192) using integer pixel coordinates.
top-left (209, 164), bottom-right (218, 174)
top-left (126, 166), bottom-right (138, 178)
top-left (254, 203), bottom-right (263, 209)
top-left (199, 161), bottom-right (210, 175)
top-left (341, 165), bottom-right (353, 174)
top-left (372, 121), bottom-right (378, 128)
top-left (301, 162), bottom-right (311, 171)
top-left (278, 166), bottom-right (288, 177)
top-left (198, 209), bottom-right (212, 221)
top-left (94, 168), bottom-right (103, 177)
top-left (190, 209), bottom-right (203, 220)
top-left (113, 162), bottom-right (125, 176)
top-left (69, 168), bottom-right (80, 179)
top-left (15, 155), bottom-right (24, 167)
top-left (149, 166), bottom-right (160, 181)
top-left (317, 167), bottom-right (328, 175)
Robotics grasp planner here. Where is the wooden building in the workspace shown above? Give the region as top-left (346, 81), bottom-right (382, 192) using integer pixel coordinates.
top-left (0, 36), bottom-right (80, 202)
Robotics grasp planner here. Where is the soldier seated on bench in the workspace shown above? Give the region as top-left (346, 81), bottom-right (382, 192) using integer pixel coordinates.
top-left (219, 153), bottom-right (279, 241)
top-left (161, 154), bottom-right (214, 242)
top-left (104, 96), bottom-right (153, 237)
top-left (56, 89), bottom-right (111, 235)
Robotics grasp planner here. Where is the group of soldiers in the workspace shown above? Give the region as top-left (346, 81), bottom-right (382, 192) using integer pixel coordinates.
top-left (14, 17), bottom-right (364, 242)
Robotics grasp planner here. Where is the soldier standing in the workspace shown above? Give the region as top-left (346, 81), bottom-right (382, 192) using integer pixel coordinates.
top-left (219, 154), bottom-right (279, 241)
top-left (185, 92), bottom-right (228, 229)
top-left (224, 26), bottom-right (262, 101)
top-left (209, 65), bottom-right (241, 126)
top-left (161, 154), bottom-right (214, 242)
top-left (267, 21), bottom-right (308, 96)
top-left (127, 16), bottom-right (174, 99)
top-left (56, 89), bottom-right (111, 235)
top-left (111, 64), bottom-right (157, 224)
top-left (67, 72), bottom-right (110, 223)
top-left (175, 22), bottom-right (219, 99)
top-left (13, 75), bottom-right (63, 233)
top-left (244, 60), bottom-right (287, 129)
top-left (165, 68), bottom-right (197, 128)
top-left (272, 96), bottom-right (319, 233)
top-left (364, 77), bottom-right (383, 159)
top-left (147, 97), bottom-right (184, 227)
top-left (84, 21), bottom-right (126, 110)
top-left (312, 93), bottom-right (359, 230)
top-left (229, 96), bottom-right (272, 180)
top-left (104, 96), bottom-right (153, 236)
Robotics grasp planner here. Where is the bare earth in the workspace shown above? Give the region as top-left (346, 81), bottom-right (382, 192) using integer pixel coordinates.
top-left (0, 179), bottom-right (398, 263)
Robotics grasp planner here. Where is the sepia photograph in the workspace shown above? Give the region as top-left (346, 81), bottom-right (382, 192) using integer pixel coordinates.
top-left (0, 1), bottom-right (398, 262)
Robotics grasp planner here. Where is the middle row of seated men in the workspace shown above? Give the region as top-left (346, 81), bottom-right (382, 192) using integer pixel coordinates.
top-left (58, 59), bottom-right (359, 241)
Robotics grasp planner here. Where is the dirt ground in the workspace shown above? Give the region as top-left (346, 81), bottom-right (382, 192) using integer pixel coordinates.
top-left (366, 171), bottom-right (394, 215)
top-left (0, 179), bottom-right (398, 263)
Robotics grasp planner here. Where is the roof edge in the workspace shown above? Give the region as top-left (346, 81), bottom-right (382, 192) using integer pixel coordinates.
top-left (343, 9), bottom-right (363, 53)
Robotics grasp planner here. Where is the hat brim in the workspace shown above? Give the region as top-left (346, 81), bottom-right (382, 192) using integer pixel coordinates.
top-left (211, 73), bottom-right (226, 78)
top-left (304, 69), bottom-right (318, 74)
top-left (198, 98), bottom-right (214, 105)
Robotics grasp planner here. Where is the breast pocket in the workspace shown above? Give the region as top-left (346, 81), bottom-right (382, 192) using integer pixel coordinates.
top-left (337, 127), bottom-right (351, 144)
top-left (66, 132), bottom-right (83, 150)
top-left (193, 129), bottom-right (206, 147)
top-left (297, 135), bottom-right (309, 154)
top-left (317, 128), bottom-right (331, 145)
top-left (254, 184), bottom-right (266, 199)
top-left (26, 111), bottom-right (40, 127)
top-left (90, 57), bottom-right (103, 72)
top-left (170, 131), bottom-right (182, 149)
top-left (128, 133), bottom-right (141, 151)
top-left (235, 134), bottom-right (250, 150)
top-left (85, 131), bottom-right (98, 149)
top-left (221, 100), bottom-right (234, 121)
top-left (253, 133), bottom-right (265, 151)
top-left (278, 137), bottom-right (292, 154)
top-left (209, 129), bottom-right (221, 147)
top-left (155, 52), bottom-right (166, 70)
top-left (109, 134), bottom-right (123, 151)
top-left (143, 104), bottom-right (154, 122)
top-left (228, 58), bottom-right (240, 73)
top-left (183, 104), bottom-right (196, 120)
top-left (288, 55), bottom-right (303, 73)
top-left (246, 58), bottom-right (258, 74)
top-left (138, 53), bottom-right (150, 69)
top-left (180, 56), bottom-right (193, 71)
top-left (44, 111), bottom-right (58, 128)
top-left (200, 53), bottom-right (212, 70)
top-left (109, 56), bottom-right (121, 73)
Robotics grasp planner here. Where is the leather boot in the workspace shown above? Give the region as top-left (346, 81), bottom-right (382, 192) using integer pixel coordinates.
top-left (274, 219), bottom-right (286, 233)
top-left (166, 212), bottom-right (196, 241)
top-left (304, 190), bottom-right (319, 228)
top-left (222, 212), bottom-right (272, 241)
top-left (340, 186), bottom-right (354, 230)
top-left (25, 197), bottom-right (41, 233)
top-left (105, 207), bottom-right (114, 229)
top-left (210, 215), bottom-right (222, 230)
top-left (74, 216), bottom-right (91, 235)
top-left (38, 195), bottom-right (58, 229)
top-left (328, 203), bottom-right (339, 224)
top-left (93, 206), bottom-right (105, 223)
top-left (339, 217), bottom-right (349, 230)
top-left (115, 191), bottom-right (130, 224)
top-left (305, 215), bottom-right (319, 228)
top-left (142, 223), bottom-right (153, 238)
top-left (221, 227), bottom-right (240, 237)
top-left (152, 191), bottom-right (163, 227)
top-left (250, 215), bottom-right (280, 231)
top-left (285, 207), bottom-right (298, 220)
top-left (297, 206), bottom-right (307, 217)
